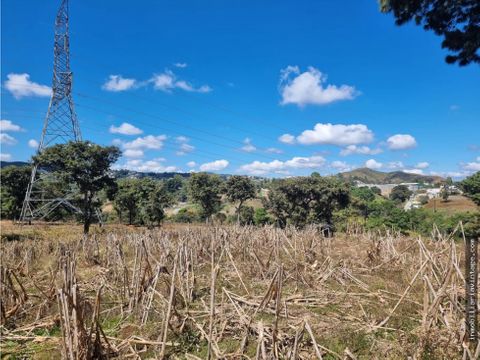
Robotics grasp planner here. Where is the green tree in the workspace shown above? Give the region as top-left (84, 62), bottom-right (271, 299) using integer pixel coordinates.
top-left (188, 173), bottom-right (223, 221)
top-left (351, 186), bottom-right (377, 218)
top-left (461, 171), bottom-right (480, 206)
top-left (380, 0), bottom-right (480, 66)
top-left (441, 185), bottom-right (450, 202)
top-left (113, 178), bottom-right (172, 226)
top-left (225, 176), bottom-right (256, 221)
top-left (0, 165), bottom-right (32, 220)
top-left (264, 175), bottom-right (350, 228)
top-left (34, 141), bottom-right (121, 234)
top-left (238, 206), bottom-right (255, 225)
top-left (138, 180), bottom-right (172, 227)
top-left (254, 207), bottom-right (271, 226)
top-left (114, 179), bottom-right (140, 224)
top-left (389, 185), bottom-right (412, 203)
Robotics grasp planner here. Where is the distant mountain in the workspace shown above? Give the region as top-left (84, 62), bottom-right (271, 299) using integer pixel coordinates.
top-left (0, 161), bottom-right (29, 168)
top-left (338, 168), bottom-right (444, 184)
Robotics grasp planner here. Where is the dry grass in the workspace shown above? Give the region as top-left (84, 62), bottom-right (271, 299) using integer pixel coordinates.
top-left (424, 195), bottom-right (479, 215)
top-left (0, 221), bottom-right (478, 359)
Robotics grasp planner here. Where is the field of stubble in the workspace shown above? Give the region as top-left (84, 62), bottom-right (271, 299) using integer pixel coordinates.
top-left (0, 222), bottom-right (476, 359)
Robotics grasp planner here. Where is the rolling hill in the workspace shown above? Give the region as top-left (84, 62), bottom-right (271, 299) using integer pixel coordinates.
top-left (338, 168), bottom-right (444, 184)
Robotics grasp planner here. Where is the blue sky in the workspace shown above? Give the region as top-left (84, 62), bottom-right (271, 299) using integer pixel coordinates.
top-left (1, 0), bottom-right (479, 178)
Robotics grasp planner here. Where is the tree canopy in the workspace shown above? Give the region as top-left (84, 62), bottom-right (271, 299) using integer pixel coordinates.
top-left (460, 171), bottom-right (480, 205)
top-left (380, 0), bottom-right (480, 66)
top-left (188, 173), bottom-right (223, 221)
top-left (264, 175), bottom-right (350, 228)
top-left (389, 185), bottom-right (412, 203)
top-left (225, 175), bottom-right (256, 218)
top-left (34, 141), bottom-right (121, 233)
top-left (0, 165), bottom-right (32, 220)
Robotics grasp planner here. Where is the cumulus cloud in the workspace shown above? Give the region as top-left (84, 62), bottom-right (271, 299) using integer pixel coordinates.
top-left (151, 70), bottom-right (211, 93)
top-left (365, 159), bottom-right (383, 169)
top-left (415, 162), bottom-right (429, 169)
top-left (340, 144), bottom-right (382, 156)
top-left (265, 147), bottom-right (283, 154)
top-left (463, 162), bottom-right (480, 171)
top-left (387, 134), bottom-right (417, 150)
top-left (0, 133), bottom-right (17, 145)
top-left (123, 149), bottom-right (144, 158)
top-left (0, 153), bottom-right (12, 161)
top-left (296, 123), bottom-right (374, 146)
top-left (174, 63), bottom-right (188, 68)
top-left (123, 135), bottom-right (167, 150)
top-left (199, 159), bottom-right (229, 172)
top-left (4, 73), bottom-right (51, 99)
top-left (120, 158), bottom-right (178, 173)
top-left (28, 139), bottom-right (39, 148)
top-left (386, 161), bottom-right (405, 170)
top-left (403, 169), bottom-right (424, 175)
top-left (240, 155), bottom-right (326, 175)
top-left (0, 120), bottom-right (23, 132)
top-left (109, 122), bottom-right (143, 135)
top-left (240, 138), bottom-right (256, 152)
top-left (175, 136), bottom-right (195, 156)
top-left (187, 161), bottom-right (197, 168)
top-left (279, 66), bottom-right (358, 107)
top-left (102, 75), bottom-right (137, 92)
top-left (330, 160), bottom-right (351, 171)
top-left (278, 134), bottom-right (296, 145)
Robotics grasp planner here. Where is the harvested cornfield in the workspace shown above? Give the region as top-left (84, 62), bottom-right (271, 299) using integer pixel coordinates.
top-left (0, 223), bottom-right (478, 359)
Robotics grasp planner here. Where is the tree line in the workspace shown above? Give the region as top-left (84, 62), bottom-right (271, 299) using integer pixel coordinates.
top-left (1, 141), bottom-right (479, 236)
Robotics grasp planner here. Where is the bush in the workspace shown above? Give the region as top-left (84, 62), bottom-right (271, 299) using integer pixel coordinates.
top-left (170, 208), bottom-right (201, 223)
top-left (239, 206), bottom-right (255, 225)
top-left (254, 208), bottom-right (272, 225)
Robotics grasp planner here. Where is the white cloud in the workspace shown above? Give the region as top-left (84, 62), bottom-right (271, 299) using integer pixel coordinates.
top-left (340, 144), bottom-right (382, 156)
top-left (365, 159), bottom-right (383, 169)
top-left (386, 161), bottom-right (405, 170)
top-left (0, 153), bottom-right (12, 161)
top-left (240, 155), bottom-right (326, 175)
top-left (415, 162), bottom-right (429, 169)
top-left (0, 133), bottom-right (17, 145)
top-left (279, 66), bottom-right (358, 107)
top-left (296, 123), bottom-right (374, 146)
top-left (175, 136), bottom-right (195, 155)
top-left (187, 161), bottom-right (197, 168)
top-left (463, 162), bottom-right (480, 171)
top-left (120, 159), bottom-right (178, 173)
top-left (200, 159), bottom-right (229, 172)
top-left (123, 135), bottom-right (167, 150)
top-left (174, 63), bottom-right (188, 68)
top-left (278, 133), bottom-right (296, 145)
top-left (387, 134), bottom-right (417, 150)
top-left (0, 120), bottom-right (23, 132)
top-left (28, 139), bottom-right (39, 148)
top-left (240, 138), bottom-right (256, 152)
top-left (403, 169), bottom-right (423, 175)
top-left (330, 160), bottom-right (351, 171)
top-left (151, 70), bottom-right (211, 93)
top-left (123, 149), bottom-right (144, 158)
top-left (265, 147), bottom-right (283, 154)
top-left (4, 73), bottom-right (51, 99)
top-left (177, 143), bottom-right (195, 156)
top-left (102, 75), bottom-right (137, 92)
top-left (109, 122), bottom-right (143, 135)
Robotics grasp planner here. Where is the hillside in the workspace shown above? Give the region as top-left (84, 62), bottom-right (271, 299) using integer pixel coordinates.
top-left (0, 161), bottom-right (29, 168)
top-left (338, 167), bottom-right (444, 184)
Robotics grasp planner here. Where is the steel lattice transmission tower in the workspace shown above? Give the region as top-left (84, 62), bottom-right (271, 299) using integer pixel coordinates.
top-left (20, 0), bottom-right (83, 222)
